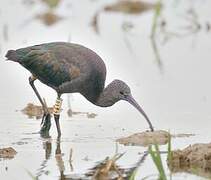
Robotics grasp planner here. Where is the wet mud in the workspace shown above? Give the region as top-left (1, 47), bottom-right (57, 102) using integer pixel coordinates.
top-left (67, 108), bottom-right (97, 119)
top-left (168, 143), bottom-right (211, 178)
top-left (117, 130), bottom-right (170, 146)
top-left (35, 12), bottom-right (63, 26)
top-left (171, 133), bottom-right (195, 138)
top-left (1, 0), bottom-right (211, 179)
top-left (103, 0), bottom-right (156, 14)
top-left (0, 147), bottom-right (17, 159)
top-left (21, 103), bottom-right (54, 119)
top-left (91, 0), bottom-right (156, 34)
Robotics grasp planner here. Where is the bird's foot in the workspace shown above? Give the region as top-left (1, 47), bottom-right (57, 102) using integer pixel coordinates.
top-left (40, 113), bottom-right (51, 138)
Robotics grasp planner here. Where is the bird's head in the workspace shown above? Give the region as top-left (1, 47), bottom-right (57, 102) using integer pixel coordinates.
top-left (108, 79), bottom-right (131, 101)
top-left (105, 79), bottom-right (154, 131)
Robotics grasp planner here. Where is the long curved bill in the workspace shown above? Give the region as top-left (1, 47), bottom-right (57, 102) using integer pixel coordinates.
top-left (126, 95), bottom-right (154, 131)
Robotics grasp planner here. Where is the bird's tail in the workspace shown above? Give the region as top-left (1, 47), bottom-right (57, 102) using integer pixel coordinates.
top-left (5, 50), bottom-right (19, 62)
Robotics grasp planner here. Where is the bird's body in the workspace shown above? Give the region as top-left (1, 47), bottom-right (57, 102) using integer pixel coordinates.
top-left (6, 42), bottom-right (154, 136)
top-left (6, 42), bottom-right (106, 104)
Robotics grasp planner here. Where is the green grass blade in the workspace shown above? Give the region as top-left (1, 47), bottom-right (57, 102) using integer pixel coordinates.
top-left (149, 144), bottom-right (167, 180)
top-left (167, 134), bottom-right (172, 162)
top-left (129, 168), bottom-right (138, 180)
top-left (25, 169), bottom-right (38, 180)
top-left (151, 0), bottom-right (162, 38)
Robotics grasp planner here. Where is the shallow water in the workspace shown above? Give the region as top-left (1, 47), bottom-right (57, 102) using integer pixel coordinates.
top-left (0, 0), bottom-right (211, 179)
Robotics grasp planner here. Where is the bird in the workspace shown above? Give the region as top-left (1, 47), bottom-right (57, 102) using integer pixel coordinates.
top-left (5, 42), bottom-right (154, 137)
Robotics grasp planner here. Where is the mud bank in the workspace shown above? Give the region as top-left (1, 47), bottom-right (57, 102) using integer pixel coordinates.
top-left (117, 130), bottom-right (170, 146)
top-left (0, 147), bottom-right (17, 159)
top-left (168, 143), bottom-right (211, 178)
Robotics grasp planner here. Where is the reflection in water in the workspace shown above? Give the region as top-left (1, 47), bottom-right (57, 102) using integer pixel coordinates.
top-left (67, 109), bottom-right (97, 119)
top-left (86, 153), bottom-right (126, 179)
top-left (159, 7), bottom-right (206, 44)
top-left (36, 138), bottom-right (150, 179)
top-left (86, 150), bottom-right (149, 179)
top-left (168, 143), bottom-right (211, 179)
top-left (127, 152), bottom-right (148, 178)
top-left (150, 2), bottom-right (211, 72)
top-left (36, 138), bottom-right (66, 179)
top-left (170, 167), bottom-right (211, 180)
top-left (66, 95), bottom-right (97, 119)
top-left (45, 140), bottom-right (52, 160)
top-left (150, 0), bottom-right (163, 71)
top-left (121, 21), bottom-right (137, 57)
top-left (91, 0), bottom-right (155, 34)
top-left (1, 0), bottom-right (211, 179)
top-left (69, 148), bottom-right (74, 172)
top-left (55, 138), bottom-right (66, 180)
top-left (151, 37), bottom-right (163, 71)
top-left (36, 139), bottom-right (52, 178)
top-left (36, 138), bottom-right (75, 180)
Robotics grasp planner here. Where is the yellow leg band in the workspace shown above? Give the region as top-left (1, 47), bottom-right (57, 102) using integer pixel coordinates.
top-left (53, 98), bottom-right (63, 115)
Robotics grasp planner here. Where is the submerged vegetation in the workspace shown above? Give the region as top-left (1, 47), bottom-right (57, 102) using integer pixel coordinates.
top-left (87, 153), bottom-right (125, 179)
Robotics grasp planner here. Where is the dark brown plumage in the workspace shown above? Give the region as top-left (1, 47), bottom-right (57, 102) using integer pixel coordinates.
top-left (6, 42), bottom-right (154, 136)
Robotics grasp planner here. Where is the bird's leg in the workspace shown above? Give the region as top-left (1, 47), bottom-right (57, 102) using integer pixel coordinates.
top-left (29, 75), bottom-right (51, 137)
top-left (41, 99), bottom-right (51, 136)
top-left (53, 94), bottom-right (63, 137)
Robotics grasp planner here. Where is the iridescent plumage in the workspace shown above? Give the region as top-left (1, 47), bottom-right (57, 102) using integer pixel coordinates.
top-left (6, 42), bottom-right (154, 136)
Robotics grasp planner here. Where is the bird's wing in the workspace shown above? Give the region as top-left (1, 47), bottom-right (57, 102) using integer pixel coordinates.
top-left (17, 46), bottom-right (79, 87)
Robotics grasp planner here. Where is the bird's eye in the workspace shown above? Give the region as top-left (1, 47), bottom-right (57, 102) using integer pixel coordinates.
top-left (120, 91), bottom-right (124, 95)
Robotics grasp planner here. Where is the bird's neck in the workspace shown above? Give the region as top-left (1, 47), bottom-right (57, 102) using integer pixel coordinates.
top-left (93, 82), bottom-right (118, 107)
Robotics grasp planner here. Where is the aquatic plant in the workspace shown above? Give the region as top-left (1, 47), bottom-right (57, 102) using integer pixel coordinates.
top-left (149, 143), bottom-right (167, 180)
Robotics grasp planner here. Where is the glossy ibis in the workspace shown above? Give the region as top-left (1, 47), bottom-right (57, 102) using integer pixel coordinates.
top-left (6, 42), bottom-right (154, 137)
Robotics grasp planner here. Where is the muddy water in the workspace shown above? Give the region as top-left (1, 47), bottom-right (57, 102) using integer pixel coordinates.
top-left (0, 0), bottom-right (211, 179)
